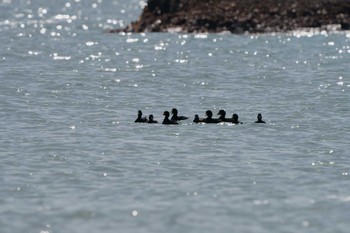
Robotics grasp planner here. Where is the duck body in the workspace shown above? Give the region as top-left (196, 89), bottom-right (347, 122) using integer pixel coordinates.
top-left (255, 119), bottom-right (266, 123)
top-left (162, 118), bottom-right (178, 124)
top-left (148, 119), bottom-right (158, 124)
top-left (204, 118), bottom-right (221, 124)
top-left (171, 115), bottom-right (188, 121)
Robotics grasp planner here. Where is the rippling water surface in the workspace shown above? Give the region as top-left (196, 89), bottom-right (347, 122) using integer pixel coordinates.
top-left (1, 1), bottom-right (350, 233)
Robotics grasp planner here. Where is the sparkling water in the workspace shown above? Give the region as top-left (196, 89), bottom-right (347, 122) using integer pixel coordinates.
top-left (1, 1), bottom-right (350, 232)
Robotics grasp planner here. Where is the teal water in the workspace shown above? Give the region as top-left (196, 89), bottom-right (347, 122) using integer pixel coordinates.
top-left (1, 1), bottom-right (350, 233)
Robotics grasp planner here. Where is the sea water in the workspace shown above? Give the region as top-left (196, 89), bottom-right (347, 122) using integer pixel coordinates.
top-left (0, 0), bottom-right (350, 233)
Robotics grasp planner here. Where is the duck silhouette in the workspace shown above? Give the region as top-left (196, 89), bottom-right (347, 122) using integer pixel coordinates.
top-left (231, 113), bottom-right (243, 125)
top-left (217, 109), bottom-right (232, 122)
top-left (135, 110), bottom-right (147, 123)
top-left (162, 111), bottom-right (178, 125)
top-left (204, 110), bottom-right (221, 124)
top-left (193, 114), bottom-right (205, 123)
top-left (171, 108), bottom-right (188, 121)
top-left (255, 113), bottom-right (266, 123)
top-left (147, 114), bottom-right (158, 124)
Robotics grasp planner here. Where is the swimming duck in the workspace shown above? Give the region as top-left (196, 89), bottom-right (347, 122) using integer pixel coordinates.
top-left (255, 113), bottom-right (266, 123)
top-left (204, 110), bottom-right (221, 124)
top-left (231, 113), bottom-right (243, 125)
top-left (171, 108), bottom-right (188, 121)
top-left (135, 110), bottom-right (147, 123)
top-left (147, 114), bottom-right (158, 124)
top-left (217, 109), bottom-right (232, 122)
top-left (162, 111), bottom-right (178, 125)
top-left (193, 114), bottom-right (204, 123)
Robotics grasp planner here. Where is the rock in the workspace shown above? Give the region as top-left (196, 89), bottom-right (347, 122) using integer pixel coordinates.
top-left (147, 0), bottom-right (181, 15)
top-left (109, 0), bottom-right (350, 33)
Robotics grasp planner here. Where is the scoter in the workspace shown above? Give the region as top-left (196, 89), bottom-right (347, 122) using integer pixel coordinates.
top-left (171, 108), bottom-right (188, 121)
top-left (162, 111), bottom-right (178, 125)
top-left (135, 110), bottom-right (147, 123)
top-left (255, 113), bottom-right (266, 123)
top-left (231, 113), bottom-right (243, 125)
top-left (204, 110), bottom-right (221, 124)
top-left (147, 114), bottom-right (158, 124)
top-left (193, 114), bottom-right (204, 123)
top-left (217, 109), bottom-right (232, 122)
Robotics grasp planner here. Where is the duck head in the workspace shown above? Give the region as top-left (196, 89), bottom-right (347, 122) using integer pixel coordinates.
top-left (206, 110), bottom-right (213, 118)
top-left (171, 108), bottom-right (178, 115)
top-left (218, 109), bottom-right (226, 117)
top-left (163, 111), bottom-right (170, 118)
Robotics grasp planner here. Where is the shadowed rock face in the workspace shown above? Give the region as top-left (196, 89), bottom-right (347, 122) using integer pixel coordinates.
top-left (110, 0), bottom-right (350, 33)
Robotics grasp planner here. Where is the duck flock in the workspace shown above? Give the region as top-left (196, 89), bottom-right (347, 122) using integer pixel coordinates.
top-left (135, 108), bottom-right (266, 125)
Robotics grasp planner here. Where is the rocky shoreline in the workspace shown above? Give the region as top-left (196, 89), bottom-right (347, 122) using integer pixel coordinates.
top-left (110, 0), bottom-right (350, 34)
